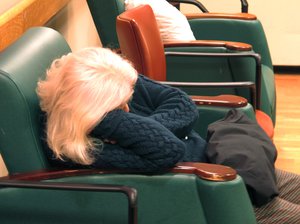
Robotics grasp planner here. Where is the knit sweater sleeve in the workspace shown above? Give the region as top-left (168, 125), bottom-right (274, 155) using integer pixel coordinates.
top-left (91, 109), bottom-right (185, 172)
top-left (135, 76), bottom-right (199, 138)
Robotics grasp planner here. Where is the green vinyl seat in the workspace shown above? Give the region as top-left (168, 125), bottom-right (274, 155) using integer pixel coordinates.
top-left (0, 27), bottom-right (256, 224)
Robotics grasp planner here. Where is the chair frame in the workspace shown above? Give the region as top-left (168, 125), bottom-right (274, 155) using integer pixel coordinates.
top-left (163, 51), bottom-right (261, 110)
top-left (167, 0), bottom-right (249, 13)
top-left (0, 162), bottom-right (237, 224)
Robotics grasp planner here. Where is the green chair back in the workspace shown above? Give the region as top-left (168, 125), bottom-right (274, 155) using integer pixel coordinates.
top-left (0, 26), bottom-right (257, 224)
top-left (0, 27), bottom-right (72, 174)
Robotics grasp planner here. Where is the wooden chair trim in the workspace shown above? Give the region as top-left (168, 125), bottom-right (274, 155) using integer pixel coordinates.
top-left (191, 94), bottom-right (248, 108)
top-left (0, 0), bottom-right (70, 51)
top-left (0, 162), bottom-right (236, 182)
top-left (164, 40), bottom-right (252, 51)
top-left (0, 169), bottom-right (105, 181)
top-left (186, 12), bottom-right (257, 20)
top-left (172, 162), bottom-right (237, 181)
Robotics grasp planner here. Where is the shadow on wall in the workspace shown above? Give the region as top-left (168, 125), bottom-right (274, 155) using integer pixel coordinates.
top-left (46, 0), bottom-right (102, 51)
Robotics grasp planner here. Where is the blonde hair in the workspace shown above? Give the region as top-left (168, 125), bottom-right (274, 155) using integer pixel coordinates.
top-left (37, 47), bottom-right (138, 165)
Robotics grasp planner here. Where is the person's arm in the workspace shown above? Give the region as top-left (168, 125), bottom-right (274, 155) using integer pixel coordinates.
top-left (91, 109), bottom-right (185, 172)
top-left (132, 75), bottom-right (199, 138)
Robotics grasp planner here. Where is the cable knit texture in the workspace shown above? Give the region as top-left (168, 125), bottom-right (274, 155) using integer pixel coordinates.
top-left (43, 75), bottom-right (207, 172)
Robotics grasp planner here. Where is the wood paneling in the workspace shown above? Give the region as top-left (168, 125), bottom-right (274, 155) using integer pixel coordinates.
top-left (0, 0), bottom-right (70, 51)
top-left (274, 75), bottom-right (300, 174)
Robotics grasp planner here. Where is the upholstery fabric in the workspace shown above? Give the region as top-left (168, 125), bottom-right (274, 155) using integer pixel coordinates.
top-left (125, 0), bottom-right (196, 41)
top-left (206, 109), bottom-right (278, 206)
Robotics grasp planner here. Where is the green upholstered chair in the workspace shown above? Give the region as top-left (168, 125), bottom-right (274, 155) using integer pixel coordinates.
top-left (116, 5), bottom-right (274, 139)
top-left (168, 0), bottom-right (276, 124)
top-left (86, 0), bottom-right (276, 125)
top-left (0, 27), bottom-right (257, 223)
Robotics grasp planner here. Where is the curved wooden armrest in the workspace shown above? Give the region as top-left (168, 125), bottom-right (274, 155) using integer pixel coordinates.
top-left (172, 162), bottom-right (237, 181)
top-left (0, 169), bottom-right (106, 181)
top-left (185, 12), bottom-right (257, 20)
top-left (191, 94), bottom-right (248, 108)
top-left (1, 163), bottom-right (237, 182)
top-left (164, 40), bottom-right (252, 51)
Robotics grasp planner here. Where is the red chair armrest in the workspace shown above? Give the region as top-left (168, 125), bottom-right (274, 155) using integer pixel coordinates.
top-left (256, 110), bottom-right (274, 139)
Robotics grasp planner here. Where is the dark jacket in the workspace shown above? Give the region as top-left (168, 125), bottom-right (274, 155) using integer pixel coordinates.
top-left (43, 75), bottom-right (207, 172)
top-left (206, 109), bottom-right (278, 206)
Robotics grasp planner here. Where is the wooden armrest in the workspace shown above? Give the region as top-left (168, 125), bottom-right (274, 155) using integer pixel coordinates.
top-left (1, 162), bottom-right (237, 182)
top-left (159, 80), bottom-right (256, 109)
top-left (0, 0), bottom-right (70, 51)
top-left (185, 12), bottom-right (257, 20)
top-left (164, 40), bottom-right (252, 51)
top-left (172, 162), bottom-right (237, 181)
top-left (191, 94), bottom-right (248, 107)
top-left (0, 169), bottom-right (105, 181)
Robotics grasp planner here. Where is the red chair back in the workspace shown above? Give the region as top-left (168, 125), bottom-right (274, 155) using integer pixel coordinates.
top-left (116, 5), bottom-right (167, 81)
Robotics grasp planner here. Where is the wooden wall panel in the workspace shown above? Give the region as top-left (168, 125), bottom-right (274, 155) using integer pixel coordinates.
top-left (0, 0), bottom-right (70, 51)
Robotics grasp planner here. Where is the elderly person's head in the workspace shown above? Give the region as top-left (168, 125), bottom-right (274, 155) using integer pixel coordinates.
top-left (37, 47), bottom-right (138, 165)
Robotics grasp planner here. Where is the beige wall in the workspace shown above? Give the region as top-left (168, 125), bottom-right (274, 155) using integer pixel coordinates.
top-left (46, 0), bottom-right (101, 51)
top-left (182, 0), bottom-right (300, 66)
top-left (0, 0), bottom-right (22, 14)
top-left (0, 156), bottom-right (7, 176)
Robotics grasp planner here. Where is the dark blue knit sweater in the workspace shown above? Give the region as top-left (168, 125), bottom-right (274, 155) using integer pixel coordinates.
top-left (44, 75), bottom-right (207, 172)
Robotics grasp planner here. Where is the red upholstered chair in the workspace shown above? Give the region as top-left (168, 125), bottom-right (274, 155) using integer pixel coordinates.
top-left (116, 4), bottom-right (274, 138)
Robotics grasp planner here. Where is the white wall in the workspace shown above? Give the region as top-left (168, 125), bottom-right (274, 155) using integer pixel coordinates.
top-left (182, 0), bottom-right (300, 66)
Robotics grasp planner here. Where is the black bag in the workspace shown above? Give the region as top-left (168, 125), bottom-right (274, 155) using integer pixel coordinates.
top-left (206, 109), bottom-right (278, 206)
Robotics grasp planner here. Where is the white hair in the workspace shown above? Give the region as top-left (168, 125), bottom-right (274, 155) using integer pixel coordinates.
top-left (37, 47), bottom-right (138, 165)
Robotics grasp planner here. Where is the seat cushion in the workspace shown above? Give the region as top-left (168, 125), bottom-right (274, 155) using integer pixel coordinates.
top-left (125, 0), bottom-right (196, 41)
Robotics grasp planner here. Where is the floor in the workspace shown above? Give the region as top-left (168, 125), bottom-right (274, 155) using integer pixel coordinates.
top-left (273, 74), bottom-right (300, 174)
